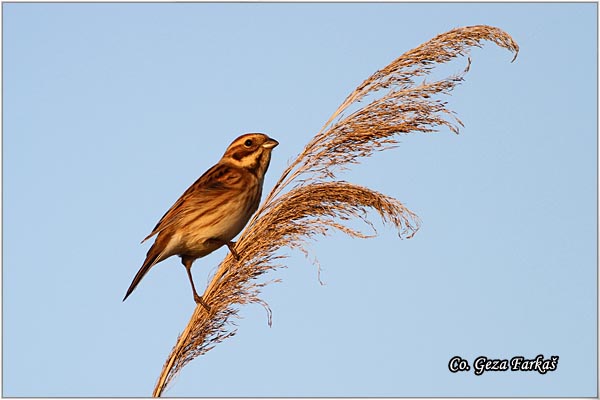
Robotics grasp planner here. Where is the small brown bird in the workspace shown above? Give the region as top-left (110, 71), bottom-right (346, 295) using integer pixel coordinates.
top-left (123, 133), bottom-right (279, 310)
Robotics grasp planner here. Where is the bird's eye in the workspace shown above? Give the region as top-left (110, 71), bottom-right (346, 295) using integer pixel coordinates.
top-left (244, 139), bottom-right (253, 147)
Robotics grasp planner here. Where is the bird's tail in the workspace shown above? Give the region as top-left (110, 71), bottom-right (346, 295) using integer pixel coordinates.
top-left (123, 239), bottom-right (169, 302)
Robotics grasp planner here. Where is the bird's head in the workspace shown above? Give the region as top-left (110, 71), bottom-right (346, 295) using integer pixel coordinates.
top-left (221, 133), bottom-right (279, 178)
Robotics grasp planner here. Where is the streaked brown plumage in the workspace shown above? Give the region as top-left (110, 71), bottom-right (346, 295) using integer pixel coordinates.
top-left (123, 133), bottom-right (278, 310)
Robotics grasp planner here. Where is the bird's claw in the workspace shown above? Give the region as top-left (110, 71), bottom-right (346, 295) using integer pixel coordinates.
top-left (226, 241), bottom-right (241, 261)
top-left (194, 294), bottom-right (211, 312)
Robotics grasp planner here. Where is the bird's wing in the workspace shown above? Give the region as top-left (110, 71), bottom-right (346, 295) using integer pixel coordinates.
top-left (141, 163), bottom-right (244, 243)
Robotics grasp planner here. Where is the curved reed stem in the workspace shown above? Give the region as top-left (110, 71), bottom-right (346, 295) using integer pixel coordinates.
top-left (152, 25), bottom-right (518, 396)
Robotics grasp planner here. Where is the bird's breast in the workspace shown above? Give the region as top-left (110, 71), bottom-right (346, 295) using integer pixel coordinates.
top-left (179, 181), bottom-right (262, 257)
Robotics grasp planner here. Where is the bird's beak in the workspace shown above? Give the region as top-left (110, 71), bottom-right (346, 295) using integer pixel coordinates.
top-left (262, 138), bottom-right (279, 149)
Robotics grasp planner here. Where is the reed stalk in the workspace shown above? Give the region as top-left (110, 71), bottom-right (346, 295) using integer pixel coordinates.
top-left (152, 25), bottom-right (518, 396)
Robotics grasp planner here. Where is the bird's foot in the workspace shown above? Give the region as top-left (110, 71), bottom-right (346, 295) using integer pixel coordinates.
top-left (226, 241), bottom-right (241, 261)
top-left (194, 294), bottom-right (211, 312)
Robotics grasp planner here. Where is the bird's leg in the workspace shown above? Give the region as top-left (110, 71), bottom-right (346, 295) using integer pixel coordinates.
top-left (181, 257), bottom-right (211, 312)
top-left (226, 241), bottom-right (240, 261)
top-left (206, 238), bottom-right (240, 261)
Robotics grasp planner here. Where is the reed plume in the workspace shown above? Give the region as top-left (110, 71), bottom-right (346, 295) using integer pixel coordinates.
top-left (151, 25), bottom-right (518, 396)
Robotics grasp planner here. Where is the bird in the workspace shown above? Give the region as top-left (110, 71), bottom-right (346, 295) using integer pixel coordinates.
top-left (123, 133), bottom-right (279, 311)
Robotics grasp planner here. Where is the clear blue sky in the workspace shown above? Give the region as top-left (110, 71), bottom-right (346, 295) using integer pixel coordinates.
top-left (3, 2), bottom-right (597, 397)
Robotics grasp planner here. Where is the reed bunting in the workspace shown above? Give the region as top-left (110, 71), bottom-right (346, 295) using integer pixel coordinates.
top-left (123, 133), bottom-right (279, 310)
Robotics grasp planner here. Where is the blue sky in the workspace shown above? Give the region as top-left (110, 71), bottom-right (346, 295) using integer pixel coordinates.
top-left (3, 2), bottom-right (597, 397)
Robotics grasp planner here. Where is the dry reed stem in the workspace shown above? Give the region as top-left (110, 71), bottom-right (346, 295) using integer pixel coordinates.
top-left (152, 25), bottom-right (518, 396)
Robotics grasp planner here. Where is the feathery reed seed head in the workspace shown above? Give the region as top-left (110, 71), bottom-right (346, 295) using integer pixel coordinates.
top-left (152, 25), bottom-right (519, 396)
